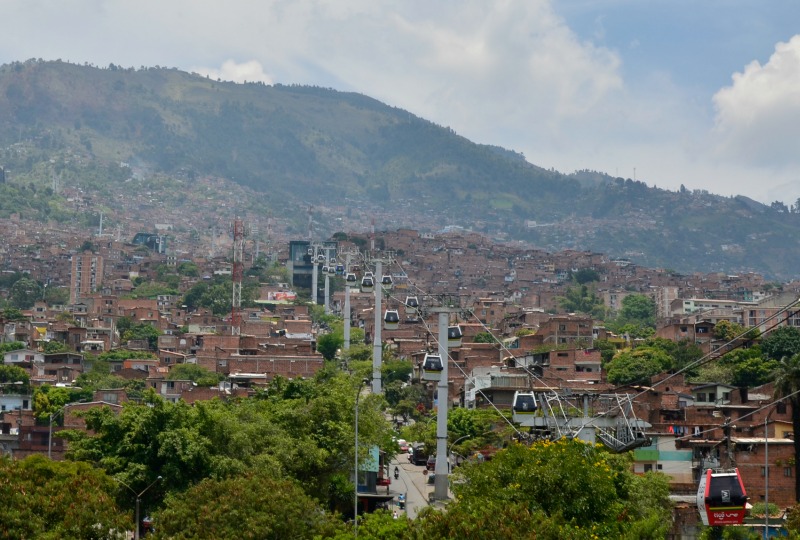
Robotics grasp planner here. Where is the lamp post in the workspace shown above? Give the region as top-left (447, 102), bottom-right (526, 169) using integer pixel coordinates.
top-left (354, 378), bottom-right (369, 539)
top-left (448, 435), bottom-right (472, 472)
top-left (116, 476), bottom-right (162, 540)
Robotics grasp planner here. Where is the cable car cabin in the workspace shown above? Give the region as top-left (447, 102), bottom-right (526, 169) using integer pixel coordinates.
top-left (447, 325), bottom-right (463, 348)
top-left (405, 296), bottom-right (419, 311)
top-left (361, 276), bottom-right (374, 293)
top-left (364, 271), bottom-right (374, 278)
top-left (384, 310), bottom-right (400, 330)
top-left (335, 264), bottom-right (345, 275)
top-left (381, 275), bottom-right (393, 290)
top-left (696, 469), bottom-right (748, 526)
top-left (421, 353), bottom-right (444, 381)
top-left (321, 265), bottom-right (330, 275)
top-left (326, 265), bottom-right (336, 276)
top-left (317, 254), bottom-right (325, 263)
top-left (511, 391), bottom-right (538, 423)
top-left (345, 273), bottom-right (357, 286)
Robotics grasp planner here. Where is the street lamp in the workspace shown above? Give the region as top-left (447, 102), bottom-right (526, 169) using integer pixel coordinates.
top-left (354, 378), bottom-right (369, 539)
top-left (448, 435), bottom-right (472, 472)
top-left (116, 476), bottom-right (162, 540)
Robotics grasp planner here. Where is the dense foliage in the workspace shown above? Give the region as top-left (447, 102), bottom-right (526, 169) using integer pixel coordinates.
top-left (0, 455), bottom-right (129, 539)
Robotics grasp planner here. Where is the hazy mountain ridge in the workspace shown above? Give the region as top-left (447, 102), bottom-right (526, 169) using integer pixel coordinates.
top-left (1, 59), bottom-right (799, 280)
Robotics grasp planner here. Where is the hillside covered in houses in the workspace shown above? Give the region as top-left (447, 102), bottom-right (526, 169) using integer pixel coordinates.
top-left (0, 222), bottom-right (800, 536)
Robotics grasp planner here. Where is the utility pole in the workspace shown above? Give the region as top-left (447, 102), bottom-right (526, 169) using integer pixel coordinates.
top-left (339, 248), bottom-right (360, 351)
top-left (429, 301), bottom-right (462, 501)
top-left (366, 250), bottom-right (394, 395)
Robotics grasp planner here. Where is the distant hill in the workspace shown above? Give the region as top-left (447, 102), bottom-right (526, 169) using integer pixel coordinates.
top-left (1, 59), bottom-right (800, 280)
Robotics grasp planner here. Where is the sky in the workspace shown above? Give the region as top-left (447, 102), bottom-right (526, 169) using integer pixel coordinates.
top-left (1, 1), bottom-right (799, 205)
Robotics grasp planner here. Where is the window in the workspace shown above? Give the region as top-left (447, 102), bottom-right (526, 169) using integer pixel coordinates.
top-left (644, 464), bottom-right (653, 472)
top-left (785, 467), bottom-right (793, 477)
top-left (762, 466), bottom-right (767, 477)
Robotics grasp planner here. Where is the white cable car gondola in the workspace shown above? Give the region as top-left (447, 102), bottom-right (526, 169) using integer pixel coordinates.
top-left (381, 275), bottom-right (393, 290)
top-left (696, 468), bottom-right (748, 526)
top-left (361, 276), bottom-right (374, 293)
top-left (345, 273), bottom-right (357, 286)
top-left (511, 391), bottom-right (538, 423)
top-left (384, 309), bottom-right (400, 330)
top-left (404, 296), bottom-right (419, 319)
top-left (326, 265), bottom-right (336, 276)
top-left (321, 265), bottom-right (330, 275)
top-left (421, 353), bottom-right (443, 381)
top-left (447, 325), bottom-right (463, 348)
top-left (317, 254), bottom-right (325, 263)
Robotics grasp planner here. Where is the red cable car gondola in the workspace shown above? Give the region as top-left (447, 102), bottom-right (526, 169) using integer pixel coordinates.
top-left (696, 468), bottom-right (748, 526)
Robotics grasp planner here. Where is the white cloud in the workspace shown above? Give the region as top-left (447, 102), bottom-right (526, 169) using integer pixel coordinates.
top-left (193, 60), bottom-right (273, 85)
top-left (712, 35), bottom-right (800, 169)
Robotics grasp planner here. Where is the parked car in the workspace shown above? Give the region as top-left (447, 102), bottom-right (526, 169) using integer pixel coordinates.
top-left (410, 444), bottom-right (428, 466)
top-left (426, 454), bottom-right (436, 471)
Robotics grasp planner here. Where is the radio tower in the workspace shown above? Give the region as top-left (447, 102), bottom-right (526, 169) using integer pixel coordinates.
top-left (231, 218), bottom-right (245, 336)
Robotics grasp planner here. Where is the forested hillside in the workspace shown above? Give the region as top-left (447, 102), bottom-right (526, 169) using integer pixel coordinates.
top-left (1, 59), bottom-right (800, 279)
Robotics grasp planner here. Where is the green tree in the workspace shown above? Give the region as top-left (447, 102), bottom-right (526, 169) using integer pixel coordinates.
top-left (429, 440), bottom-right (671, 539)
top-left (719, 347), bottom-right (776, 388)
top-left (316, 332), bottom-right (343, 361)
top-left (473, 331), bottom-right (498, 344)
top-left (153, 472), bottom-right (343, 539)
top-left (557, 284), bottom-right (605, 319)
top-left (571, 268), bottom-right (601, 284)
top-left (8, 277), bottom-right (42, 309)
top-left (762, 326), bottom-right (800, 361)
top-left (606, 347), bottom-right (672, 386)
top-left (617, 294), bottom-right (656, 327)
top-left (0, 364), bottom-right (30, 393)
top-left (594, 339), bottom-right (617, 365)
top-left (382, 358), bottom-right (412, 384)
top-left (121, 322), bottom-right (162, 349)
top-left (0, 455), bottom-right (129, 539)
top-left (166, 363), bottom-right (224, 386)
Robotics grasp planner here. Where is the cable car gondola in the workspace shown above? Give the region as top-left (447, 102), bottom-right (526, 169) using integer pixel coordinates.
top-left (421, 353), bottom-right (443, 381)
top-left (361, 276), bottom-right (374, 293)
top-left (326, 265), bottom-right (336, 276)
top-left (384, 309), bottom-right (400, 330)
top-left (696, 468), bottom-right (748, 526)
top-left (447, 325), bottom-right (463, 348)
top-left (345, 273), bottom-right (357, 286)
top-left (335, 264), bottom-right (345, 275)
top-left (321, 265), bottom-right (330, 275)
top-left (512, 391), bottom-right (538, 423)
top-left (404, 296), bottom-right (419, 319)
top-left (381, 275), bottom-right (393, 290)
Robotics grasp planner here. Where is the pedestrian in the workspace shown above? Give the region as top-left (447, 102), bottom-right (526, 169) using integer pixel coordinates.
top-left (393, 511), bottom-right (398, 520)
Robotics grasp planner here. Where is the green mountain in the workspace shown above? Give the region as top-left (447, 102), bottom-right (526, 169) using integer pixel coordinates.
top-left (1, 59), bottom-right (799, 280)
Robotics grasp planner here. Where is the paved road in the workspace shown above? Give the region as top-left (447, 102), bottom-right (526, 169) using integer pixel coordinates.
top-left (389, 456), bottom-right (433, 519)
